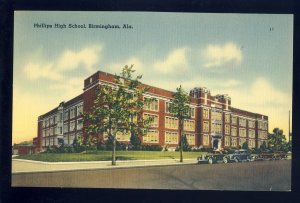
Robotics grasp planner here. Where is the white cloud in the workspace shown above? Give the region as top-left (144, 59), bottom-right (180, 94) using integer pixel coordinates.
top-left (226, 78), bottom-right (292, 135)
top-left (23, 45), bottom-right (102, 81)
top-left (153, 47), bottom-right (189, 74)
top-left (57, 45), bottom-right (102, 73)
top-left (202, 42), bottom-right (242, 68)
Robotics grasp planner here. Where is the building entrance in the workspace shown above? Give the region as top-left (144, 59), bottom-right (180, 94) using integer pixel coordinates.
top-left (213, 139), bottom-right (219, 150)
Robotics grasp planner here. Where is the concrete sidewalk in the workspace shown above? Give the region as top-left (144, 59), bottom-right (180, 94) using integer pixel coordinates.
top-left (12, 158), bottom-right (197, 174)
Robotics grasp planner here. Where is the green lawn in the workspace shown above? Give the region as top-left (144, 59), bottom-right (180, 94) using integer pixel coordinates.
top-left (14, 151), bottom-right (206, 162)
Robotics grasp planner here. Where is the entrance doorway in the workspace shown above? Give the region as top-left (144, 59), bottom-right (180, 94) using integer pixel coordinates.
top-left (213, 139), bottom-right (219, 149)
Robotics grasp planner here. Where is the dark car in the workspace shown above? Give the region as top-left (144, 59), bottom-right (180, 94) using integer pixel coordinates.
top-left (273, 151), bottom-right (288, 160)
top-left (197, 150), bottom-right (229, 164)
top-left (260, 150), bottom-right (274, 160)
top-left (227, 149), bottom-right (251, 162)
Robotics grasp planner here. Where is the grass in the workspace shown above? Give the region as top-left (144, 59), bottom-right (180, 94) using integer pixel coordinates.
top-left (14, 151), bottom-right (207, 162)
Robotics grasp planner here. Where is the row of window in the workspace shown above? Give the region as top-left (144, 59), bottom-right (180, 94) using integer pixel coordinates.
top-left (42, 103), bottom-right (83, 128)
top-left (104, 130), bottom-right (196, 145)
top-left (63, 119), bottom-right (83, 133)
top-left (145, 100), bottom-right (195, 118)
top-left (43, 119), bottom-right (83, 137)
top-left (145, 114), bottom-right (196, 131)
top-left (42, 133), bottom-right (82, 147)
top-left (64, 104), bottom-right (83, 121)
top-left (258, 121), bottom-right (268, 130)
top-left (224, 136), bottom-right (256, 148)
top-left (204, 110), bottom-right (259, 130)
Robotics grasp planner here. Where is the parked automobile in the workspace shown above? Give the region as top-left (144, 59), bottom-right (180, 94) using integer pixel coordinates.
top-left (197, 150), bottom-right (229, 164)
top-left (273, 151), bottom-right (288, 160)
top-left (259, 150), bottom-right (274, 160)
top-left (249, 153), bottom-right (263, 161)
top-left (227, 149), bottom-right (251, 162)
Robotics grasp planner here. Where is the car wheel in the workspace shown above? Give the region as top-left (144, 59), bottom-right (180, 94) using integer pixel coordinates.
top-left (223, 157), bottom-right (228, 164)
top-left (208, 158), bottom-right (213, 164)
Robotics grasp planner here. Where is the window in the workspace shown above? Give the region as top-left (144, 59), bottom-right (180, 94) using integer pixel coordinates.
top-left (189, 107), bottom-right (195, 118)
top-left (64, 110), bottom-right (69, 120)
top-left (203, 134), bottom-right (209, 145)
top-left (231, 116), bottom-right (237, 125)
top-left (50, 127), bottom-right (53, 136)
top-left (116, 131), bottom-right (131, 141)
top-left (144, 113), bottom-right (158, 127)
top-left (77, 104), bottom-right (83, 116)
top-left (239, 118), bottom-right (246, 127)
top-left (184, 119), bottom-right (195, 131)
top-left (165, 132), bottom-right (178, 144)
top-left (165, 102), bottom-right (171, 113)
top-left (248, 120), bottom-right (255, 128)
top-left (70, 121), bottom-right (75, 131)
top-left (231, 138), bottom-right (237, 147)
top-left (69, 133), bottom-right (75, 144)
top-left (185, 133), bottom-right (195, 145)
top-left (211, 123), bottom-right (222, 134)
top-left (63, 123), bottom-right (69, 133)
top-left (54, 115), bottom-right (57, 124)
top-left (258, 130), bottom-right (267, 139)
top-left (50, 117), bottom-right (53, 125)
top-left (42, 129), bottom-right (46, 137)
top-left (203, 108), bottom-right (209, 119)
top-left (225, 125), bottom-right (230, 135)
top-left (225, 136), bottom-right (230, 147)
top-left (143, 130), bottom-right (159, 143)
top-left (225, 114), bottom-right (230, 123)
top-left (211, 110), bottom-right (222, 121)
top-left (249, 139), bottom-right (255, 148)
top-left (144, 98), bottom-right (158, 111)
top-left (258, 121), bottom-right (264, 129)
top-left (248, 129), bottom-right (255, 138)
top-left (46, 128), bottom-right (49, 136)
top-left (77, 118), bottom-right (83, 130)
top-left (231, 127), bottom-right (237, 136)
top-left (239, 138), bottom-right (246, 146)
top-left (263, 122), bottom-right (268, 130)
top-left (42, 120), bottom-right (45, 128)
top-left (165, 116), bottom-right (178, 129)
top-left (70, 108), bottom-right (76, 119)
top-left (59, 113), bottom-right (63, 122)
top-left (203, 121), bottom-right (209, 132)
top-left (239, 128), bottom-right (246, 137)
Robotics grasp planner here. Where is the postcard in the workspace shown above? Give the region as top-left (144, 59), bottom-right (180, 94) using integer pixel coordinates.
top-left (12, 11), bottom-right (293, 191)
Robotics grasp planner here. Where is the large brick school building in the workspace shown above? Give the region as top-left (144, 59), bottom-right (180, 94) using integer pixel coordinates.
top-left (34, 70), bottom-right (268, 150)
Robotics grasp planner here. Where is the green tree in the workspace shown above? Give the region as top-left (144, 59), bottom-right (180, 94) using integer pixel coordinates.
top-left (84, 65), bottom-right (153, 165)
top-left (182, 134), bottom-right (191, 151)
top-left (169, 85), bottom-right (191, 162)
top-left (260, 141), bottom-right (267, 151)
top-left (130, 133), bottom-right (141, 150)
top-left (268, 128), bottom-right (287, 152)
top-left (241, 141), bottom-right (249, 150)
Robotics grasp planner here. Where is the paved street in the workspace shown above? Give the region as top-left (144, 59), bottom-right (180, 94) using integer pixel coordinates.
top-left (12, 160), bottom-right (291, 191)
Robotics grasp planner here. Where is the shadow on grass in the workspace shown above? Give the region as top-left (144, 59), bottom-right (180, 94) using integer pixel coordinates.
top-left (160, 155), bottom-right (175, 159)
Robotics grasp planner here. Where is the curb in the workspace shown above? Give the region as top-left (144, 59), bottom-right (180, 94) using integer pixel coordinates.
top-left (12, 158), bottom-right (196, 165)
top-left (12, 161), bottom-right (197, 174)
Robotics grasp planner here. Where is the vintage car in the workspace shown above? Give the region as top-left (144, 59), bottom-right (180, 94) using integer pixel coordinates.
top-left (259, 150), bottom-right (275, 160)
top-left (273, 151), bottom-right (288, 160)
top-left (227, 149), bottom-right (251, 162)
top-left (249, 153), bottom-right (263, 161)
top-left (197, 150), bottom-right (229, 164)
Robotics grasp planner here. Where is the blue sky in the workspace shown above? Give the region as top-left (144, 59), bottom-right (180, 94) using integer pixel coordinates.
top-left (13, 11), bottom-right (293, 143)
